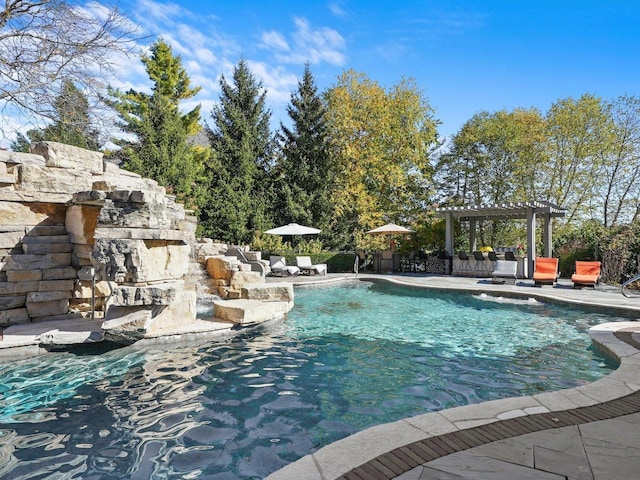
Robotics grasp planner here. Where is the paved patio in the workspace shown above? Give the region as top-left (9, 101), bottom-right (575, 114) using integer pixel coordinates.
top-left (265, 273), bottom-right (640, 480)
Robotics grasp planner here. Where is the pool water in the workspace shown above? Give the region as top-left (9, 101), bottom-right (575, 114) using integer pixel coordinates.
top-left (0, 281), bottom-right (621, 479)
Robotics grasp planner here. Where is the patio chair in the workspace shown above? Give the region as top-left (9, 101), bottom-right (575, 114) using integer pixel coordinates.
top-left (356, 250), bottom-right (372, 271)
top-left (456, 251), bottom-right (470, 276)
top-left (571, 261), bottom-right (601, 288)
top-left (504, 251), bottom-right (516, 262)
top-left (296, 256), bottom-right (327, 276)
top-left (269, 256), bottom-right (299, 276)
top-left (492, 260), bottom-right (518, 284)
top-left (533, 257), bottom-right (560, 286)
top-left (472, 251), bottom-right (488, 277)
top-left (400, 251), bottom-right (417, 272)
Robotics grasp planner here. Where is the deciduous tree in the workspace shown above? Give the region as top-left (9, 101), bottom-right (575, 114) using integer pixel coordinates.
top-left (0, 0), bottom-right (138, 141)
top-left (597, 96), bottom-right (640, 226)
top-left (325, 70), bottom-right (439, 249)
top-left (542, 94), bottom-right (612, 223)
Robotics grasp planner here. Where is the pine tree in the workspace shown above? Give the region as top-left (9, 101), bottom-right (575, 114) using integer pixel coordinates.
top-left (11, 80), bottom-right (99, 152)
top-left (45, 80), bottom-right (100, 150)
top-left (107, 38), bottom-right (208, 210)
top-left (274, 63), bottom-right (335, 244)
top-left (201, 59), bottom-right (274, 244)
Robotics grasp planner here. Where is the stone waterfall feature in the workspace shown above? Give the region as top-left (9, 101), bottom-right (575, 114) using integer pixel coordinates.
top-left (70, 188), bottom-right (198, 343)
top-left (0, 141), bottom-right (293, 348)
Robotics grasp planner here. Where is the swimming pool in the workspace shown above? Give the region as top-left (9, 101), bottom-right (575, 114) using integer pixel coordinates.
top-left (0, 280), bottom-right (622, 479)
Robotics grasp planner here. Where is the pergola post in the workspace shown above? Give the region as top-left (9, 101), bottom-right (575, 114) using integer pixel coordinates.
top-left (445, 212), bottom-right (453, 257)
top-left (469, 219), bottom-right (476, 252)
top-left (526, 206), bottom-right (536, 278)
top-left (543, 214), bottom-right (552, 257)
top-left (434, 202), bottom-right (565, 279)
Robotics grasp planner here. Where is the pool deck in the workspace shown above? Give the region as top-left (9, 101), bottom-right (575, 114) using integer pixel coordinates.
top-left (1, 272), bottom-right (639, 479)
top-left (265, 273), bottom-right (640, 480)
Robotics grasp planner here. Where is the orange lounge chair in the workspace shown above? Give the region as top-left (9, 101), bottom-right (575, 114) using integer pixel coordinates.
top-left (571, 261), bottom-right (601, 288)
top-left (533, 257), bottom-right (559, 286)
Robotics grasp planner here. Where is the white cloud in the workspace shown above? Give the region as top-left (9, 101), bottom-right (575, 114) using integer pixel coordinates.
top-left (261, 31), bottom-right (290, 52)
top-left (261, 17), bottom-right (346, 66)
top-left (247, 61), bottom-right (299, 104)
top-left (194, 48), bottom-right (217, 65)
top-left (328, 2), bottom-right (348, 18)
top-left (136, 0), bottom-right (187, 24)
top-left (290, 17), bottom-right (346, 65)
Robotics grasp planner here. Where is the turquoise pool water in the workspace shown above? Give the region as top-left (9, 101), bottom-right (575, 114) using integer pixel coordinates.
top-left (0, 281), bottom-right (621, 479)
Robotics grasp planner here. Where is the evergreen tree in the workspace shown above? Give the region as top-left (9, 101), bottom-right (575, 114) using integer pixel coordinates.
top-left (274, 64), bottom-right (335, 244)
top-left (10, 80), bottom-right (99, 152)
top-left (10, 132), bottom-right (35, 152)
top-left (201, 59), bottom-right (273, 244)
top-left (107, 39), bottom-right (208, 209)
top-left (45, 80), bottom-right (100, 150)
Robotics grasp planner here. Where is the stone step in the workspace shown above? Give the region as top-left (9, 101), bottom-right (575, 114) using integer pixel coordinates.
top-left (22, 242), bottom-right (74, 254)
top-left (26, 226), bottom-right (68, 237)
top-left (42, 267), bottom-right (77, 280)
top-left (0, 295), bottom-right (25, 310)
top-left (241, 283), bottom-right (294, 302)
top-left (7, 269), bottom-right (42, 282)
top-left (22, 234), bottom-right (70, 243)
top-left (26, 298), bottom-right (69, 318)
top-left (0, 231), bottom-right (24, 249)
top-left (4, 253), bottom-right (71, 270)
top-left (0, 307), bottom-right (28, 326)
top-left (7, 268), bottom-right (76, 282)
top-left (213, 299), bottom-right (292, 326)
top-left (27, 290), bottom-right (73, 302)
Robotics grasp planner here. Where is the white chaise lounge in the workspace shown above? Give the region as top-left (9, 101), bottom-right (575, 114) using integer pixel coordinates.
top-left (492, 260), bottom-right (517, 284)
top-left (296, 256), bottom-right (327, 276)
top-left (269, 256), bottom-right (300, 276)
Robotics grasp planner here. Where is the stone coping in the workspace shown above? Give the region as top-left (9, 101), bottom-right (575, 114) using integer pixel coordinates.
top-left (266, 274), bottom-right (640, 480)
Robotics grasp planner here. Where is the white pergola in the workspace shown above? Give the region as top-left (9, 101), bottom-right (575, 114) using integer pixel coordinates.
top-left (435, 201), bottom-right (566, 278)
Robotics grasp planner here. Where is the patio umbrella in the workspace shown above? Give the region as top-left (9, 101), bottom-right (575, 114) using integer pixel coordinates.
top-left (366, 222), bottom-right (414, 250)
top-left (264, 223), bottom-right (321, 249)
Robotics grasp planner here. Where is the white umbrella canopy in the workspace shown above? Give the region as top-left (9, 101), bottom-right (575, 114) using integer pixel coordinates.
top-left (264, 223), bottom-right (321, 250)
top-left (366, 223), bottom-right (414, 235)
top-left (265, 223), bottom-right (321, 236)
top-left (366, 222), bottom-right (414, 250)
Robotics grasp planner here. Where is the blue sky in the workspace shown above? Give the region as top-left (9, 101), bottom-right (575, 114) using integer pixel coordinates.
top-left (5, 1), bottom-right (640, 144)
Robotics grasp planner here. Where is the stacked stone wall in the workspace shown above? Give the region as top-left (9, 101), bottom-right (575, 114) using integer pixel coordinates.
top-left (0, 142), bottom-right (198, 335)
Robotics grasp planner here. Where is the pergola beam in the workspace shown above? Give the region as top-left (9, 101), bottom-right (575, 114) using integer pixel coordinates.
top-left (435, 201), bottom-right (566, 279)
